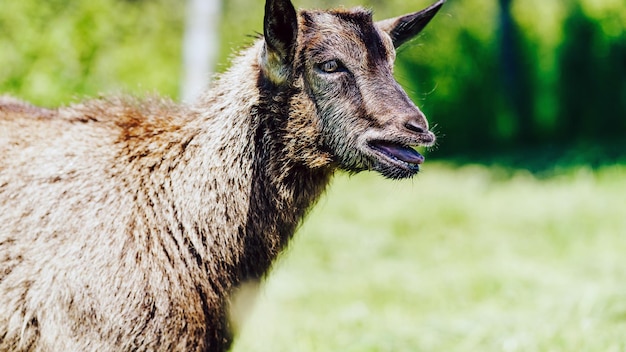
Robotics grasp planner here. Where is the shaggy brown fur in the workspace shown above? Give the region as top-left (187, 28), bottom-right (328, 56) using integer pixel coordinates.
top-left (0, 0), bottom-right (444, 350)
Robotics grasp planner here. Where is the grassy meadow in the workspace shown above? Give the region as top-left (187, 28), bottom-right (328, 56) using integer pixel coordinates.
top-left (232, 163), bottom-right (626, 352)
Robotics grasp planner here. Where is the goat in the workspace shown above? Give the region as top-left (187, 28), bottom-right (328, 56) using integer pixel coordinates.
top-left (0, 0), bottom-right (444, 350)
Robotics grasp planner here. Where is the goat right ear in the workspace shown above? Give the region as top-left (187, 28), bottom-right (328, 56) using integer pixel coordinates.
top-left (262, 0), bottom-right (298, 85)
top-left (377, 0), bottom-right (445, 48)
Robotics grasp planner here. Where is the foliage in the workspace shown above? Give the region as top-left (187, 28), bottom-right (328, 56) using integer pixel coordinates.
top-left (395, 0), bottom-right (626, 156)
top-left (0, 0), bottom-right (184, 106)
top-left (231, 164), bottom-right (626, 351)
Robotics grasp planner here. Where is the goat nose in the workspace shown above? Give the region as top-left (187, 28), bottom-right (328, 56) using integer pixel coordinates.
top-left (404, 119), bottom-right (427, 134)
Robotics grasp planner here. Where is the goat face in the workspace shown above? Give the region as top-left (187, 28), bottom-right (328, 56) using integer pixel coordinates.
top-left (263, 0), bottom-right (444, 179)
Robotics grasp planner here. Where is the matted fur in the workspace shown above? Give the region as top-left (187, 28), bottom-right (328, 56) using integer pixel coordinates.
top-left (0, 0), bottom-right (444, 350)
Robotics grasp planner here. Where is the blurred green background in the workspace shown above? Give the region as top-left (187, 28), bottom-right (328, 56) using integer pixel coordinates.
top-left (1, 0), bottom-right (625, 350)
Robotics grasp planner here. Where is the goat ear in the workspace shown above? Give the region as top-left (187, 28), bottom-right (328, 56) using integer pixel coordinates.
top-left (376, 0), bottom-right (445, 48)
top-left (262, 0), bottom-right (298, 84)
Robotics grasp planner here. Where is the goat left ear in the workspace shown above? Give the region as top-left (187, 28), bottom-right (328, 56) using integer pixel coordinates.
top-left (376, 0), bottom-right (445, 48)
top-left (262, 0), bottom-right (298, 84)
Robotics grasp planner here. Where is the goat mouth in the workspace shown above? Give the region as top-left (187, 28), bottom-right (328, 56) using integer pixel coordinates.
top-left (368, 140), bottom-right (424, 173)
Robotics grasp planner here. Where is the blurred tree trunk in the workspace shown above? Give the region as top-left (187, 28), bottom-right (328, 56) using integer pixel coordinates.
top-left (498, 0), bottom-right (533, 143)
top-left (181, 0), bottom-right (221, 103)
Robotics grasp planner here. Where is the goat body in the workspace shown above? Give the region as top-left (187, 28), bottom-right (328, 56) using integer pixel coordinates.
top-left (0, 0), bottom-right (444, 350)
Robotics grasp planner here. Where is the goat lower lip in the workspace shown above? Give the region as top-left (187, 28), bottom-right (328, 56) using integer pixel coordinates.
top-left (369, 141), bottom-right (425, 166)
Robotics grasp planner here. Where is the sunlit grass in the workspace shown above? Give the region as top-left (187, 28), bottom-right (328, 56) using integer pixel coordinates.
top-left (232, 163), bottom-right (626, 351)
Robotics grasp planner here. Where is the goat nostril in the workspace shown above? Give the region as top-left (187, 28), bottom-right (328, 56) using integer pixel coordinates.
top-left (404, 121), bottom-right (426, 134)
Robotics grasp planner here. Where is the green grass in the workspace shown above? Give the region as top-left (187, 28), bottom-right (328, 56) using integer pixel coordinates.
top-left (231, 163), bottom-right (626, 352)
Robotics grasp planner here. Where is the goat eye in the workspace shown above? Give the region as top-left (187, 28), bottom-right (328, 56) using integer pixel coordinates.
top-left (318, 60), bottom-right (343, 73)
